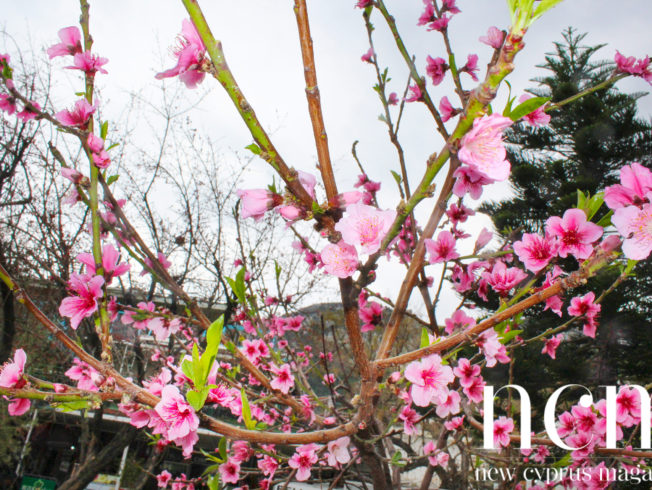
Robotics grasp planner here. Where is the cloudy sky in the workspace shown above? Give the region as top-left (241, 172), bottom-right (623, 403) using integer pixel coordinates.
top-left (3, 0), bottom-right (651, 317)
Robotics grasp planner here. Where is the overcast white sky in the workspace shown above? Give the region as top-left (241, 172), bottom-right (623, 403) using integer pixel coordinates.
top-left (3, 1), bottom-right (651, 318)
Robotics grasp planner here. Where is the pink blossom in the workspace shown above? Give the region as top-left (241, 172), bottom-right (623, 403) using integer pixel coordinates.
top-left (219, 460), bottom-right (241, 485)
top-left (417, 3), bottom-right (436, 27)
top-left (612, 203), bottom-right (652, 260)
top-left (435, 389), bottom-right (461, 417)
top-left (604, 162), bottom-right (652, 209)
top-left (156, 19), bottom-right (207, 89)
top-left (568, 292), bottom-right (601, 338)
top-left (86, 133), bottom-right (111, 168)
top-left (399, 404), bottom-right (419, 435)
top-left (482, 261), bottom-right (527, 295)
top-left (479, 26), bottom-right (505, 49)
top-left (258, 454), bottom-right (279, 477)
top-left (155, 385), bottom-right (199, 441)
top-left (541, 334), bottom-right (563, 359)
top-left (445, 416), bottom-right (465, 431)
top-left (361, 48), bottom-right (374, 63)
top-left (269, 363), bottom-right (295, 394)
top-left (493, 416), bottom-right (514, 449)
top-left (513, 233), bottom-right (557, 272)
top-left (277, 204), bottom-right (304, 222)
top-left (142, 252), bottom-right (172, 276)
top-left (545, 208), bottom-right (603, 260)
top-left (55, 99), bottom-right (96, 128)
top-left (427, 15), bottom-right (450, 32)
top-left (518, 94), bottom-right (550, 127)
top-left (359, 301), bottom-right (383, 332)
top-left (445, 310), bottom-right (476, 335)
top-left (320, 241), bottom-right (359, 278)
top-left (77, 244), bottom-right (130, 282)
top-left (327, 436), bottom-right (351, 466)
top-left (615, 51), bottom-right (652, 84)
top-left (17, 101), bottom-right (41, 122)
top-left (425, 230), bottom-right (459, 263)
top-left (335, 203), bottom-right (396, 254)
top-left (387, 92), bottom-right (399, 105)
top-left (122, 301), bottom-right (159, 330)
top-left (542, 266), bottom-right (564, 316)
top-left (463, 376), bottom-right (485, 403)
top-left (405, 84), bottom-right (423, 102)
top-left (453, 358), bottom-right (480, 387)
top-left (288, 444), bottom-right (319, 481)
top-left (474, 227), bottom-right (494, 252)
top-left (156, 470), bottom-right (172, 488)
top-left (452, 165), bottom-right (492, 199)
top-left (439, 96), bottom-right (455, 122)
top-left (356, 0), bottom-right (373, 8)
top-left (65, 358), bottom-right (104, 391)
top-left (404, 354), bottom-right (454, 407)
top-left (59, 273), bottom-right (105, 329)
top-left (477, 329), bottom-right (510, 367)
top-left (236, 189), bottom-right (281, 221)
top-left (47, 26), bottom-right (82, 58)
top-left (458, 114), bottom-right (513, 182)
top-left (66, 51), bottom-right (108, 76)
top-left (426, 56), bottom-right (448, 86)
top-left (424, 442), bottom-right (449, 467)
top-left (0, 349), bottom-right (27, 389)
top-left (0, 93), bottom-right (16, 115)
top-left (460, 54), bottom-right (479, 81)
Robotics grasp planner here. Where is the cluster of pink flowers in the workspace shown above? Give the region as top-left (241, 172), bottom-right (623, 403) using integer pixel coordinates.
top-left (0, 61), bottom-right (41, 122)
top-left (614, 51), bottom-right (652, 85)
top-left (417, 0), bottom-right (460, 32)
top-left (156, 20), bottom-right (208, 89)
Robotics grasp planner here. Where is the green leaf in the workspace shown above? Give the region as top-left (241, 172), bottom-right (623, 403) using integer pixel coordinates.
top-left (218, 436), bottom-right (227, 461)
top-left (507, 96), bottom-right (550, 122)
top-left (390, 170), bottom-right (402, 186)
top-left (106, 174), bottom-right (119, 186)
top-left (500, 329), bottom-right (523, 344)
top-left (596, 210), bottom-right (613, 228)
top-left (200, 315), bottom-right (224, 383)
top-left (100, 121), bottom-right (109, 140)
top-left (206, 474), bottom-right (220, 490)
top-left (551, 452), bottom-right (572, 468)
top-left (226, 268), bottom-right (246, 305)
top-left (586, 192), bottom-right (604, 220)
top-left (181, 359), bottom-right (194, 382)
top-left (390, 451), bottom-right (405, 467)
top-left (75, 91), bottom-right (86, 97)
top-left (186, 388), bottom-right (208, 412)
top-left (532, 0), bottom-right (564, 21)
top-left (55, 400), bottom-right (93, 412)
top-left (420, 327), bottom-right (430, 348)
top-left (576, 189), bottom-right (588, 210)
top-left (241, 389), bottom-right (255, 430)
top-left (225, 341), bottom-right (237, 354)
top-left (245, 143), bottom-right (262, 155)
top-left (274, 260), bottom-right (281, 281)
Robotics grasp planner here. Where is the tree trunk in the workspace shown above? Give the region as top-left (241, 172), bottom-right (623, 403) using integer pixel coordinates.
top-left (58, 427), bottom-right (136, 490)
top-left (352, 424), bottom-right (392, 490)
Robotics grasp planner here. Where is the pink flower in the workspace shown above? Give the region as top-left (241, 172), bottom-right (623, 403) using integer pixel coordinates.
top-left (320, 241), bottom-right (359, 278)
top-left (541, 334), bottom-right (563, 359)
top-left (439, 96), bottom-right (456, 122)
top-left (424, 442), bottom-right (450, 467)
top-left (65, 358), bottom-right (104, 391)
top-left (141, 252), bottom-right (172, 276)
top-left (460, 54), bottom-right (479, 81)
top-left (336, 203), bottom-right (396, 254)
top-left (359, 301), bottom-right (383, 332)
top-left (77, 244), bottom-right (130, 283)
top-left (156, 470), bottom-right (172, 488)
top-left (327, 436), bottom-right (351, 466)
top-left (298, 170), bottom-right (317, 199)
top-left (612, 203), bottom-right (652, 260)
top-left (445, 416), bottom-right (465, 431)
top-left (453, 358), bottom-right (480, 387)
top-left (445, 310), bottom-right (476, 336)
top-left (55, 99), bottom-right (96, 128)
top-left (269, 363), bottom-right (295, 394)
top-left (477, 329), bottom-right (510, 367)
top-left (288, 444), bottom-right (319, 481)
top-left (361, 48), bottom-right (374, 63)
top-left (614, 52), bottom-right (652, 84)
top-left (513, 233), bottom-right (557, 272)
top-left (219, 460), bottom-right (241, 485)
top-left (568, 291), bottom-right (602, 338)
top-left (258, 454), bottom-right (279, 477)
top-left (399, 404), bottom-right (419, 435)
top-left (155, 385), bottom-right (199, 441)
top-left (425, 230), bottom-right (459, 263)
top-left (236, 189), bottom-right (281, 221)
top-left (356, 0), bottom-right (373, 8)
top-left (417, 3), bottom-right (436, 27)
top-left (66, 51), bottom-right (108, 76)
top-left (604, 162), bottom-right (652, 209)
top-left (519, 94), bottom-right (550, 126)
top-left (387, 92), bottom-right (399, 105)
top-left (458, 114), bottom-right (513, 182)
top-left (17, 101), bottom-right (41, 122)
top-left (47, 26), bottom-right (83, 59)
top-left (479, 26), bottom-right (504, 49)
top-left (405, 84), bottom-right (423, 103)
top-left (452, 165), bottom-right (492, 199)
top-left (0, 93), bottom-right (17, 115)
top-left (59, 273), bottom-right (105, 329)
top-left (404, 354), bottom-right (454, 407)
top-left (156, 19), bottom-right (207, 89)
top-left (426, 56), bottom-right (448, 86)
top-left (427, 15), bottom-right (450, 32)
top-left (435, 389), bottom-right (461, 417)
top-left (441, 0), bottom-right (461, 15)
top-left (482, 261), bottom-right (527, 295)
top-left (493, 416), bottom-right (514, 449)
top-left (545, 208), bottom-right (603, 260)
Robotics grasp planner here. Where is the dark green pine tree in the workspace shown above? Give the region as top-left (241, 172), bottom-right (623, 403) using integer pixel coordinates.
top-left (481, 28), bottom-right (652, 412)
